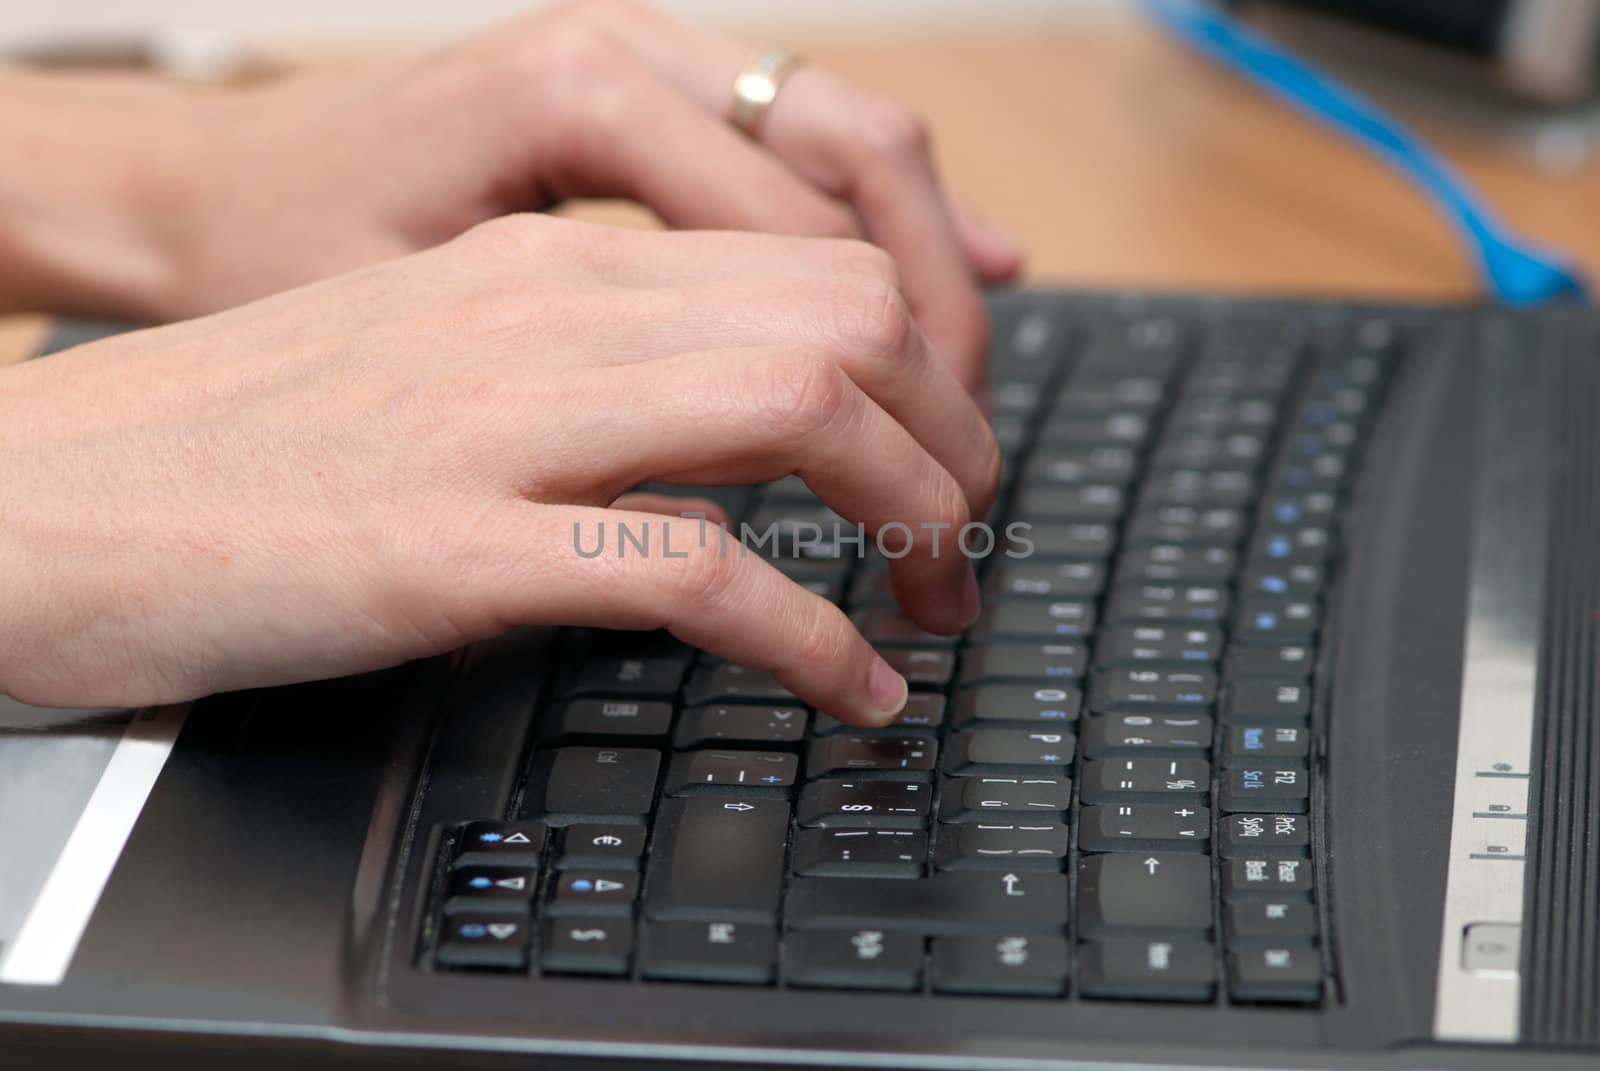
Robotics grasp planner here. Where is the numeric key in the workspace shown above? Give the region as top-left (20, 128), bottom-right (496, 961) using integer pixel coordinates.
top-left (952, 684), bottom-right (1081, 728)
top-left (797, 780), bottom-right (931, 828)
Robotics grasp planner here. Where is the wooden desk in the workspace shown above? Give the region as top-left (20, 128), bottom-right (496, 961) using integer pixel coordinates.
top-left (6, 20), bottom-right (1599, 362)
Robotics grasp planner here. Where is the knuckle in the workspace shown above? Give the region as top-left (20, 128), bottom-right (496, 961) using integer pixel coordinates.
top-left (526, 20), bottom-right (629, 115)
top-left (925, 466), bottom-right (972, 533)
top-left (831, 275), bottom-right (915, 363)
top-left (855, 99), bottom-right (932, 163)
top-left (453, 214), bottom-right (546, 260)
top-left (750, 351), bottom-right (853, 442)
top-left (672, 541), bottom-right (743, 610)
top-left (827, 238), bottom-right (899, 285)
top-left (791, 609), bottom-right (855, 672)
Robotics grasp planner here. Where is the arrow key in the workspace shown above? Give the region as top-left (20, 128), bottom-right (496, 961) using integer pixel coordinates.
top-left (436, 914), bottom-right (530, 971)
top-left (445, 867), bottom-right (539, 915)
top-left (453, 821), bottom-right (546, 867)
top-left (549, 871), bottom-right (639, 916)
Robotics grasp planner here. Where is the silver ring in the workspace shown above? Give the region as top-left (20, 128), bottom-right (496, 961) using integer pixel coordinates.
top-left (730, 48), bottom-right (801, 137)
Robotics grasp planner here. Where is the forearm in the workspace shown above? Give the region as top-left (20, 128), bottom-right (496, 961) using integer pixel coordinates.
top-left (0, 67), bottom-right (214, 319)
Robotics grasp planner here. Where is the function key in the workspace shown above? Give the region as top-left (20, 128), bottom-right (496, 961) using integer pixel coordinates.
top-left (952, 684), bottom-right (1081, 729)
top-left (1228, 944), bottom-right (1323, 1003)
top-left (435, 915), bottom-right (530, 971)
top-left (1219, 813), bottom-right (1311, 858)
top-left (663, 750), bottom-right (798, 795)
top-left (445, 867), bottom-right (538, 914)
top-left (1095, 624), bottom-right (1223, 668)
top-left (673, 704), bottom-right (807, 749)
top-left (1225, 900), bottom-right (1318, 944)
top-left (542, 918), bottom-right (634, 977)
top-left (783, 929), bottom-right (923, 991)
top-left (1077, 804), bottom-right (1210, 853)
top-left (1078, 940), bottom-right (1216, 1002)
top-left (1222, 723), bottom-right (1311, 767)
top-left (808, 735), bottom-right (939, 779)
top-left (549, 872), bottom-right (640, 916)
top-left (797, 780), bottom-right (931, 828)
top-left (960, 643), bottom-right (1088, 685)
top-left (559, 823), bottom-right (647, 868)
top-left (1080, 713), bottom-right (1212, 758)
top-left (937, 775), bottom-right (1072, 822)
top-left (454, 821), bottom-right (545, 867)
top-left (641, 921), bottom-right (778, 985)
top-left (556, 699), bottom-right (673, 739)
top-left (928, 935), bottom-right (1069, 997)
top-left (1221, 766), bottom-right (1310, 814)
top-left (564, 654), bottom-right (690, 699)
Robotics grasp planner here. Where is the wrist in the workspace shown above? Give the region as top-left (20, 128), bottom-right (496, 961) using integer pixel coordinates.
top-left (0, 69), bottom-right (220, 320)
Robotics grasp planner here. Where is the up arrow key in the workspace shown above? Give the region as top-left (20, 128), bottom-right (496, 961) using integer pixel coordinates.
top-left (1144, 857), bottom-right (1161, 875)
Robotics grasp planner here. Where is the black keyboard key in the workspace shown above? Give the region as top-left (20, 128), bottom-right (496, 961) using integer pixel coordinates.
top-left (1228, 944), bottom-right (1323, 1003)
top-left (663, 750), bottom-right (797, 795)
top-left (445, 867), bottom-right (538, 914)
top-left (792, 828), bottom-right (928, 877)
top-left (952, 684), bottom-right (1081, 729)
top-left (1220, 813), bottom-right (1311, 858)
top-left (1223, 723), bottom-right (1311, 766)
top-left (684, 663), bottom-right (799, 705)
top-left (1095, 625), bottom-right (1223, 668)
top-left (850, 608), bottom-right (961, 647)
top-left (640, 921), bottom-right (777, 985)
top-left (1126, 506), bottom-right (1247, 547)
top-left (673, 704), bottom-right (807, 749)
top-left (938, 775), bottom-right (1072, 821)
top-left (797, 780), bottom-right (931, 828)
top-left (1105, 583), bottom-right (1230, 625)
top-left (1080, 757), bottom-right (1209, 804)
top-left (564, 655), bottom-right (689, 699)
top-left (436, 915), bottom-right (530, 971)
top-left (559, 823), bottom-right (647, 868)
top-left (935, 822), bottom-right (1069, 870)
top-left (1078, 804), bottom-right (1210, 853)
top-left (556, 699), bottom-right (674, 739)
top-left (1017, 522), bottom-right (1118, 561)
top-left (542, 918), bottom-right (634, 976)
top-left (1012, 483), bottom-right (1127, 522)
top-left (928, 935), bottom-right (1069, 996)
top-left (535, 746), bottom-right (662, 818)
top-left (1077, 853), bottom-right (1212, 938)
top-left (549, 871), bottom-right (639, 916)
top-left (1116, 544), bottom-right (1237, 584)
top-left (787, 871), bottom-right (1069, 934)
top-left (986, 561), bottom-right (1106, 601)
top-left (646, 797), bottom-right (790, 922)
top-left (1226, 900), bottom-right (1319, 944)
top-left (1088, 668), bottom-right (1216, 713)
top-left (1143, 468), bottom-right (1258, 509)
top-left (1079, 940), bottom-right (1216, 1002)
top-left (1221, 765), bottom-right (1311, 814)
top-left (944, 730), bottom-right (1075, 774)
top-left (1223, 856), bottom-right (1314, 899)
top-left (960, 643), bottom-right (1088, 685)
top-left (1234, 597), bottom-right (1320, 642)
top-left (783, 928), bottom-right (923, 991)
top-left (454, 821), bottom-right (546, 867)
top-left (971, 600), bottom-right (1097, 641)
top-left (1224, 680), bottom-right (1312, 721)
top-left (876, 647), bottom-right (957, 688)
top-left (1080, 713), bottom-right (1213, 758)
top-left (1023, 447), bottom-right (1139, 487)
top-left (807, 734), bottom-right (938, 778)
top-left (1224, 643), bottom-right (1314, 680)
top-left (1240, 563), bottom-right (1326, 599)
top-left (811, 693), bottom-right (946, 734)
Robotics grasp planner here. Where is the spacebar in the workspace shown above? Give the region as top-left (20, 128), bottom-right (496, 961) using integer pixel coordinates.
top-left (786, 872), bottom-right (1069, 934)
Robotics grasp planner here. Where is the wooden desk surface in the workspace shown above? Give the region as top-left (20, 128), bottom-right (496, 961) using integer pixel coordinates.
top-left (6, 20), bottom-right (1599, 362)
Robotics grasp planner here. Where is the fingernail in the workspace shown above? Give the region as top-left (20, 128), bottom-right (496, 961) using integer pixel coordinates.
top-left (959, 566), bottom-right (982, 628)
top-left (867, 655), bottom-right (909, 721)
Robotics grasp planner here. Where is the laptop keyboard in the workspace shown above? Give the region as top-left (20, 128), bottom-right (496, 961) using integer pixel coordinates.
top-left (417, 293), bottom-right (1403, 1005)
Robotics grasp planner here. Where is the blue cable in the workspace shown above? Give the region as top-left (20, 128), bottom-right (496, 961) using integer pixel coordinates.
top-left (1141, 0), bottom-right (1588, 305)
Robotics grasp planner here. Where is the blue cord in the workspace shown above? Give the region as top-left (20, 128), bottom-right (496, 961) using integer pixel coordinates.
top-left (1141, 0), bottom-right (1588, 305)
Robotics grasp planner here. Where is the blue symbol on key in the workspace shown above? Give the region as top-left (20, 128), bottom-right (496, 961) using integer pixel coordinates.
top-left (761, 775), bottom-right (784, 783)
top-left (1275, 503), bottom-right (1300, 523)
top-left (1041, 709), bottom-right (1067, 719)
top-left (1040, 753), bottom-right (1061, 762)
top-left (459, 923), bottom-right (487, 939)
top-left (1244, 729), bottom-right (1264, 751)
top-left (1267, 536), bottom-right (1292, 559)
top-left (1256, 612), bottom-right (1279, 631)
top-left (571, 879), bottom-right (594, 892)
top-left (468, 876), bottom-right (493, 889)
top-left (1261, 576), bottom-right (1288, 594)
top-left (478, 831), bottom-right (505, 843)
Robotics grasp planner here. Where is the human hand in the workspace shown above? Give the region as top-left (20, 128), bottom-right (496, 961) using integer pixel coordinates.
top-left (144, 0), bottom-right (1018, 386)
top-left (0, 216), bottom-right (999, 725)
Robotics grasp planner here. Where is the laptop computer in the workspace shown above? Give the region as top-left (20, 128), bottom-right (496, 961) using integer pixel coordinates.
top-left (1, 287), bottom-right (1595, 1070)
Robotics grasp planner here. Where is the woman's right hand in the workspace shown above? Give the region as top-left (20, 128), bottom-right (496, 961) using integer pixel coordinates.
top-left (0, 215), bottom-right (999, 726)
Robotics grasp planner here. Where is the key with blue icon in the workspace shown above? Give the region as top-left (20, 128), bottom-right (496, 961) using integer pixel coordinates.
top-left (435, 914), bottom-right (529, 971)
top-left (453, 821), bottom-right (547, 868)
top-left (549, 871), bottom-right (639, 916)
top-left (444, 867), bottom-right (539, 915)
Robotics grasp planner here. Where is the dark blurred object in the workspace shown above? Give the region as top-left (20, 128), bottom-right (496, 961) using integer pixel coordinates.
top-left (1248, 0), bottom-right (1600, 103)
